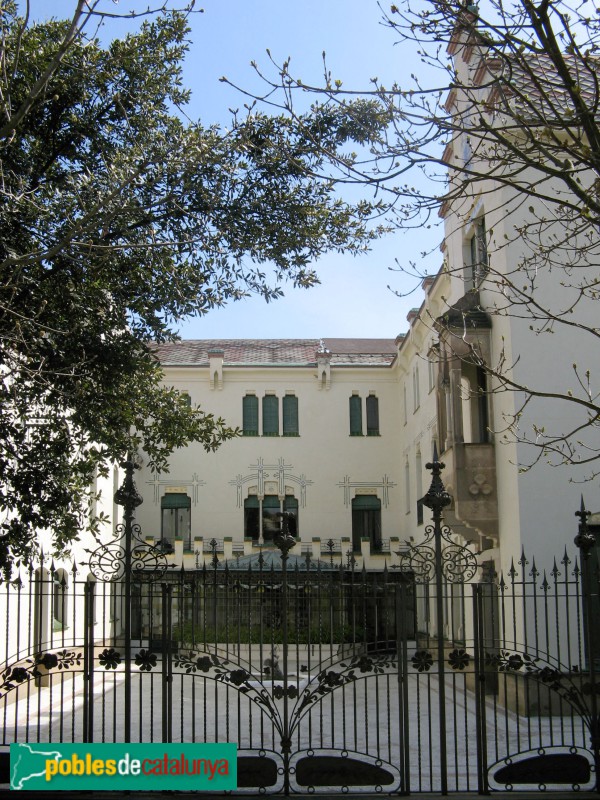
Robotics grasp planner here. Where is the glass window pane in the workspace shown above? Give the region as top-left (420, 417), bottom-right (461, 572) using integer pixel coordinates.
top-left (263, 395), bottom-right (279, 436)
top-left (262, 495), bottom-right (281, 540)
top-left (283, 395), bottom-right (299, 435)
top-left (349, 395), bottom-right (362, 436)
top-left (243, 395), bottom-right (259, 436)
top-left (366, 395), bottom-right (379, 436)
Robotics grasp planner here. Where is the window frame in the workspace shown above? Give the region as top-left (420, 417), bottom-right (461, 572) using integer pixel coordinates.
top-left (262, 394), bottom-right (279, 437)
top-left (161, 492), bottom-right (192, 550)
top-left (366, 395), bottom-right (380, 436)
top-left (242, 394), bottom-right (259, 437)
top-left (349, 394), bottom-right (363, 436)
top-left (282, 394), bottom-right (299, 437)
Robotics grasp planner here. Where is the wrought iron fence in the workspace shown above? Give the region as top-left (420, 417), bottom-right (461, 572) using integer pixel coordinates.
top-left (0, 458), bottom-right (598, 795)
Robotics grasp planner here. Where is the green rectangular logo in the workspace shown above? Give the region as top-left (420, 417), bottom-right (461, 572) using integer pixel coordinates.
top-left (10, 742), bottom-right (237, 791)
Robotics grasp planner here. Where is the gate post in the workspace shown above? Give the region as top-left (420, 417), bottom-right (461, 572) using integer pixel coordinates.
top-left (114, 458), bottom-right (143, 744)
top-left (396, 582), bottom-right (411, 794)
top-left (421, 445), bottom-right (452, 796)
top-left (472, 584), bottom-right (489, 795)
top-left (276, 511), bottom-right (296, 797)
top-left (161, 582), bottom-right (173, 743)
top-left (574, 497), bottom-right (600, 793)
top-left (82, 579), bottom-right (95, 743)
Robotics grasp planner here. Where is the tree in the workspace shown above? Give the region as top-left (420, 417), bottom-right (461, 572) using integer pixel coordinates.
top-left (232, 0), bottom-right (600, 478)
top-left (0, 1), bottom-right (389, 570)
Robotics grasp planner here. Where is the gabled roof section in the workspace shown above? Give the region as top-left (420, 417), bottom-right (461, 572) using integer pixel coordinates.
top-left (155, 338), bottom-right (398, 368)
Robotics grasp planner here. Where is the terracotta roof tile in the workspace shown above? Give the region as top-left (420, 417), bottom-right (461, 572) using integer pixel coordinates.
top-left (154, 338), bottom-right (398, 367)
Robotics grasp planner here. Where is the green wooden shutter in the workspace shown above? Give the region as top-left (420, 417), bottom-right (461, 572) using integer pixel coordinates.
top-left (243, 395), bottom-right (259, 436)
top-left (366, 395), bottom-right (380, 436)
top-left (161, 493), bottom-right (191, 509)
top-left (282, 395), bottom-right (299, 436)
top-left (349, 395), bottom-right (362, 436)
top-left (263, 395), bottom-right (279, 436)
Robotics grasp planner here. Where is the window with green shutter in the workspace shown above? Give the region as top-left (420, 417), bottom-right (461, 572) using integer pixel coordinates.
top-left (349, 395), bottom-right (362, 436)
top-left (282, 394), bottom-right (299, 436)
top-left (242, 394), bottom-right (259, 436)
top-left (263, 394), bottom-right (279, 436)
top-left (366, 395), bottom-right (380, 436)
top-left (161, 493), bottom-right (191, 549)
top-left (351, 495), bottom-right (382, 551)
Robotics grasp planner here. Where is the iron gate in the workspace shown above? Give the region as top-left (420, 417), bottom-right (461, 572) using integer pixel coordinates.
top-left (0, 458), bottom-right (598, 794)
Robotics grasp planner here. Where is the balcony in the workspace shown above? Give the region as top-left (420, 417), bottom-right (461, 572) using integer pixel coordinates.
top-left (440, 441), bottom-right (498, 550)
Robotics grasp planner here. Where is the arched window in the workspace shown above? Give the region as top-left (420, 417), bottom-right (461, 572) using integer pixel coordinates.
top-left (33, 568), bottom-right (49, 652)
top-left (52, 569), bottom-right (68, 631)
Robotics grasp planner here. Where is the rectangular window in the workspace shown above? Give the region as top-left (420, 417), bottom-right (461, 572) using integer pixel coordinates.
top-left (284, 495), bottom-right (299, 537)
top-left (470, 217), bottom-right (488, 286)
top-left (282, 394), bottom-right (299, 436)
top-left (349, 394), bottom-right (362, 436)
top-left (242, 394), bottom-right (259, 436)
top-left (244, 495), bottom-right (260, 540)
top-left (262, 495), bottom-right (281, 540)
top-left (413, 365), bottom-right (420, 412)
top-left (366, 395), bottom-right (380, 436)
top-left (428, 359), bottom-right (436, 393)
top-left (161, 493), bottom-right (191, 550)
top-left (351, 496), bottom-right (382, 551)
top-left (263, 394), bottom-right (279, 436)
top-left (416, 450), bottom-right (423, 525)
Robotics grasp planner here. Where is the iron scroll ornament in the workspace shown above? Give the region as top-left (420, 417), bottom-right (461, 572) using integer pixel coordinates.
top-left (87, 459), bottom-right (171, 582)
top-left (400, 522), bottom-right (478, 583)
top-left (400, 449), bottom-right (478, 583)
top-left (87, 522), bottom-right (171, 582)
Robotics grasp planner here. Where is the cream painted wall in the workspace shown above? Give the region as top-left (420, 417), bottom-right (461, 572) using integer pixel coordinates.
top-left (134, 363), bottom-right (403, 549)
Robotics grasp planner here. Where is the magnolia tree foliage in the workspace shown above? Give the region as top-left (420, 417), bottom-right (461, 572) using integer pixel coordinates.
top-left (0, 1), bottom-right (389, 570)
top-left (234, 0), bottom-right (600, 476)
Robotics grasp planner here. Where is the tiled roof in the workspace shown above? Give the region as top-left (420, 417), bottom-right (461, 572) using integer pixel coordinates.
top-left (155, 338), bottom-right (398, 367)
top-left (490, 53), bottom-right (599, 124)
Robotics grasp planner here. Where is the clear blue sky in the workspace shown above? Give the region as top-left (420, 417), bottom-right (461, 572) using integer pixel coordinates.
top-left (35, 1), bottom-right (441, 340)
